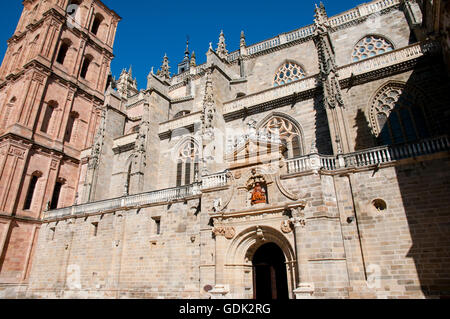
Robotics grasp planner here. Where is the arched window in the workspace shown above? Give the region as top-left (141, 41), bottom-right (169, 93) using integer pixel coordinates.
top-left (50, 178), bottom-right (65, 210)
top-left (91, 13), bottom-right (104, 36)
top-left (24, 171), bottom-right (42, 210)
top-left (370, 83), bottom-right (430, 145)
top-left (176, 139), bottom-right (199, 187)
top-left (352, 35), bottom-right (394, 62)
top-left (56, 39), bottom-right (71, 65)
top-left (65, 111), bottom-right (79, 143)
top-left (261, 116), bottom-right (303, 159)
top-left (41, 100), bottom-right (58, 134)
top-left (273, 62), bottom-right (306, 87)
top-left (80, 55), bottom-right (93, 79)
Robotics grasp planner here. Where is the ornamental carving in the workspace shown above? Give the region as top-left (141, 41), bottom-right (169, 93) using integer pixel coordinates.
top-left (281, 220), bottom-right (292, 234)
top-left (213, 226), bottom-right (236, 240)
top-left (50, 159), bottom-right (59, 170)
top-left (8, 146), bottom-right (25, 158)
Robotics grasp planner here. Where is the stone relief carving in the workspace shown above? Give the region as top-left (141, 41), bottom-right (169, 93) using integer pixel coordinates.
top-left (213, 226), bottom-right (236, 240)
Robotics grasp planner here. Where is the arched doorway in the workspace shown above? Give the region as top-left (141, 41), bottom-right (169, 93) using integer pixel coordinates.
top-left (252, 243), bottom-right (289, 300)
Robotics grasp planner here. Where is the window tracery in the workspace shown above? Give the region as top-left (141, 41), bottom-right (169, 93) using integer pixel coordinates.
top-left (370, 84), bottom-right (430, 145)
top-left (352, 35), bottom-right (394, 62)
top-left (273, 62), bottom-right (306, 87)
top-left (176, 139), bottom-right (199, 186)
top-left (261, 116), bottom-right (303, 158)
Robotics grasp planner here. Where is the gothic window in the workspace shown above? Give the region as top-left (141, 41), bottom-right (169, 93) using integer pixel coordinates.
top-left (273, 62), bottom-right (306, 87)
top-left (41, 100), bottom-right (58, 134)
top-left (370, 84), bottom-right (430, 145)
top-left (261, 116), bottom-right (303, 159)
top-left (352, 35), bottom-right (394, 62)
top-left (24, 171), bottom-right (42, 210)
top-left (176, 139), bottom-right (199, 187)
top-left (56, 39), bottom-right (71, 65)
top-left (80, 55), bottom-right (93, 79)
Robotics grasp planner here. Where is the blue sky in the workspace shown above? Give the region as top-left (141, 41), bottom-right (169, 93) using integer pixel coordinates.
top-left (0, 0), bottom-right (366, 89)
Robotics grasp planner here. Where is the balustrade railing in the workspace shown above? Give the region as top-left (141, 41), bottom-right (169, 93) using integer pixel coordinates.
top-left (344, 136), bottom-right (450, 168)
top-left (202, 171), bottom-right (229, 189)
top-left (44, 184), bottom-right (200, 220)
top-left (45, 136), bottom-right (449, 220)
top-left (286, 136), bottom-right (450, 174)
top-left (227, 0), bottom-right (400, 61)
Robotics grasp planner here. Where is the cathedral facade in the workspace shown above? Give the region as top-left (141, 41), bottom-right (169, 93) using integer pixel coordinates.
top-left (0, 0), bottom-right (449, 299)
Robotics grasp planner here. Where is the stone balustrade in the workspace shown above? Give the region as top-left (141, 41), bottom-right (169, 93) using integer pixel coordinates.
top-left (45, 136), bottom-right (448, 220)
top-left (329, 0), bottom-right (400, 28)
top-left (286, 136), bottom-right (450, 174)
top-left (227, 0), bottom-right (401, 62)
top-left (44, 184), bottom-right (200, 221)
top-left (201, 171), bottom-right (230, 189)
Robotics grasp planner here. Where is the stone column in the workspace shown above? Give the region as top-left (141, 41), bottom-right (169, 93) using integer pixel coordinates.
top-left (209, 223), bottom-right (235, 298)
top-left (291, 208), bottom-right (315, 299)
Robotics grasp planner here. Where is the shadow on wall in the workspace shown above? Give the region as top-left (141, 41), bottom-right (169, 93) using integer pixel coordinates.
top-left (313, 92), bottom-right (333, 155)
top-left (354, 109), bottom-right (376, 151)
top-left (392, 52), bottom-right (450, 298)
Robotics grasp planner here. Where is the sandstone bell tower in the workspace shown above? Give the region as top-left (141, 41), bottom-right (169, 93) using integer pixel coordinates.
top-left (0, 0), bottom-right (120, 284)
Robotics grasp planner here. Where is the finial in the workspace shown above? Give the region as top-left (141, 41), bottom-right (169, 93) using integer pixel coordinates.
top-left (209, 42), bottom-right (213, 51)
top-left (157, 54), bottom-right (171, 79)
top-left (216, 30), bottom-right (228, 59)
top-left (240, 30), bottom-right (246, 47)
top-left (190, 51), bottom-right (196, 67)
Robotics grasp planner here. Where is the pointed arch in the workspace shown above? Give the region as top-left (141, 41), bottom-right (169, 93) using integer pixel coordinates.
top-left (273, 61), bottom-right (307, 87)
top-left (352, 34), bottom-right (394, 62)
top-left (257, 112), bottom-right (305, 158)
top-left (173, 137), bottom-right (200, 186)
top-left (368, 81), bottom-right (431, 145)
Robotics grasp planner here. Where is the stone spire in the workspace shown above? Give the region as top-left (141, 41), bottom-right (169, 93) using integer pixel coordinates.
top-left (216, 30), bottom-right (228, 59)
top-left (157, 54), bottom-right (171, 79)
top-left (314, 2), bottom-right (343, 109)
